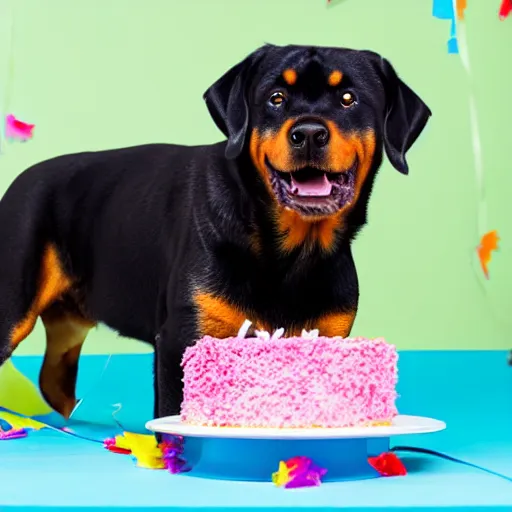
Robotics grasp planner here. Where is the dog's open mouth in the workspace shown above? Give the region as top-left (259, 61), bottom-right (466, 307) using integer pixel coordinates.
top-left (266, 157), bottom-right (356, 216)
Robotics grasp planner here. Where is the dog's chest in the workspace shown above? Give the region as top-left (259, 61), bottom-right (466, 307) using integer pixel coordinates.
top-left (193, 249), bottom-right (357, 339)
top-left (193, 288), bottom-right (356, 339)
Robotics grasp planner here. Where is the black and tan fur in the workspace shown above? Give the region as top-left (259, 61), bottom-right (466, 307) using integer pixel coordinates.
top-left (0, 44), bottom-right (431, 419)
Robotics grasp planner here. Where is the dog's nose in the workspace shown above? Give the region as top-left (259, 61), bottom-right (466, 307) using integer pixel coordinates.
top-left (289, 121), bottom-right (330, 150)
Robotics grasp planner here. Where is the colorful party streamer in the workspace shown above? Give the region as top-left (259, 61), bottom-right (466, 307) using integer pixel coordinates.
top-left (0, 410), bottom-right (48, 431)
top-left (433, 0), bottom-right (459, 53)
top-left (454, 2), bottom-right (503, 282)
top-left (435, 1), bottom-right (502, 282)
top-left (392, 446), bottom-right (512, 483)
top-left (0, 427), bottom-right (27, 440)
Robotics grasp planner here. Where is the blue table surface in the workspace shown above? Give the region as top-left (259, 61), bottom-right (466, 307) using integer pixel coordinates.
top-left (1, 351), bottom-right (512, 511)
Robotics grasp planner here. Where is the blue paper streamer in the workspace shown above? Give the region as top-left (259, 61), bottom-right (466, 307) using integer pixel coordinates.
top-left (432, 0), bottom-right (454, 18)
top-left (433, 0), bottom-right (459, 54)
top-left (392, 446), bottom-right (512, 483)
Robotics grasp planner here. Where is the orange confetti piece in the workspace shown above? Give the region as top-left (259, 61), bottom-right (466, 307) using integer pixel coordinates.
top-left (456, 0), bottom-right (467, 19)
top-left (477, 230), bottom-right (499, 279)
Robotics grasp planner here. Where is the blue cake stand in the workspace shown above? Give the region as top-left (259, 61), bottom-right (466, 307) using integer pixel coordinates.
top-left (146, 415), bottom-right (445, 482)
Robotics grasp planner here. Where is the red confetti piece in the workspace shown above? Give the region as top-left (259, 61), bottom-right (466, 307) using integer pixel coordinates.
top-left (104, 437), bottom-right (132, 455)
top-left (499, 0), bottom-right (512, 19)
top-left (368, 452), bottom-right (407, 477)
top-left (106, 445), bottom-right (132, 455)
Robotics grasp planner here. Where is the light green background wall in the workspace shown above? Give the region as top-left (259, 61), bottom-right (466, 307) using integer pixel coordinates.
top-left (0, 0), bottom-right (510, 353)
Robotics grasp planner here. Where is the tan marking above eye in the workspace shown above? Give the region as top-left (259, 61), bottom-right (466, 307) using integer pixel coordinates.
top-left (328, 70), bottom-right (343, 87)
top-left (282, 68), bottom-right (298, 86)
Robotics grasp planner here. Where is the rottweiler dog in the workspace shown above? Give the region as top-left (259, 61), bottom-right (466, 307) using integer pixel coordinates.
top-left (0, 44), bottom-right (431, 420)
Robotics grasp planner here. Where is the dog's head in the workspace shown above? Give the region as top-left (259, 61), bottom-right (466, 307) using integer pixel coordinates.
top-left (204, 44), bottom-right (431, 219)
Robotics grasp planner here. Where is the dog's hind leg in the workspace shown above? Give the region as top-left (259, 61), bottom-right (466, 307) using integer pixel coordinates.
top-left (0, 241), bottom-right (92, 418)
top-left (0, 242), bottom-right (73, 361)
top-left (0, 239), bottom-right (86, 419)
top-left (0, 172), bottom-right (94, 418)
top-left (39, 300), bottom-right (95, 418)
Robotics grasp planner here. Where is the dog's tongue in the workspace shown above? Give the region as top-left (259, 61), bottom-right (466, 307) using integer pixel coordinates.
top-left (290, 172), bottom-right (332, 197)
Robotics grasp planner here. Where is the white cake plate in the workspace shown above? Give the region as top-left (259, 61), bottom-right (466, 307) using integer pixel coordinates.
top-left (146, 414), bottom-right (445, 440)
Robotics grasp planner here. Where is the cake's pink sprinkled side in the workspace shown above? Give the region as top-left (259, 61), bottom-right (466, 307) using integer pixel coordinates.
top-left (180, 336), bottom-right (398, 428)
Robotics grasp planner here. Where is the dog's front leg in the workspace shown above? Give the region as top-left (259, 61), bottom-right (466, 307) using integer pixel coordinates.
top-left (153, 290), bottom-right (251, 419)
top-left (154, 309), bottom-right (198, 419)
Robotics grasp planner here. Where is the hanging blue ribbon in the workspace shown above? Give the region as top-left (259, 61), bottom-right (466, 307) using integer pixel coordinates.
top-left (433, 0), bottom-right (459, 54)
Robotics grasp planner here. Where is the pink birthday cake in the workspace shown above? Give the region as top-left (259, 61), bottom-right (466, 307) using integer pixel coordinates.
top-left (180, 327), bottom-right (398, 428)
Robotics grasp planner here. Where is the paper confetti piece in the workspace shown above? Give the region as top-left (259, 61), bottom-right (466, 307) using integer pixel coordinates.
top-left (456, 0), bottom-right (467, 19)
top-left (104, 436), bottom-right (132, 455)
top-left (0, 428), bottom-right (28, 440)
top-left (105, 434), bottom-right (132, 452)
top-left (0, 360), bottom-right (53, 417)
top-left (477, 230), bottom-right (500, 279)
top-left (272, 456), bottom-right (327, 489)
top-left (499, 0), bottom-right (512, 19)
top-left (160, 435), bottom-right (189, 474)
top-left (0, 410), bottom-right (48, 431)
top-left (5, 114), bottom-right (35, 141)
top-left (433, 0), bottom-right (459, 54)
top-left (433, 0), bottom-right (454, 17)
top-left (273, 461), bottom-right (292, 487)
top-left (104, 432), bottom-right (189, 472)
top-left (368, 452), bottom-right (407, 477)
top-left (104, 406), bottom-right (167, 470)
top-left (447, 37), bottom-right (459, 54)
top-left (121, 432), bottom-right (165, 469)
top-left (106, 445), bottom-right (132, 454)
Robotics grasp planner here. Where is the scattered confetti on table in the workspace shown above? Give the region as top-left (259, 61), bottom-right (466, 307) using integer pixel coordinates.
top-left (272, 456), bottom-right (327, 489)
top-left (160, 435), bottom-right (189, 474)
top-left (104, 432), bottom-right (166, 469)
top-left (368, 452), bottom-right (407, 477)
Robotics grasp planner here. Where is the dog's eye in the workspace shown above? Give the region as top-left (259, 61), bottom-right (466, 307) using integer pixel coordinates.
top-left (269, 92), bottom-right (286, 107)
top-left (340, 92), bottom-right (356, 108)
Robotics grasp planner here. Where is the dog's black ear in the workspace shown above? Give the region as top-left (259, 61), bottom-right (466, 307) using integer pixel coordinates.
top-left (204, 47), bottom-right (268, 160)
top-left (374, 56), bottom-right (432, 175)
